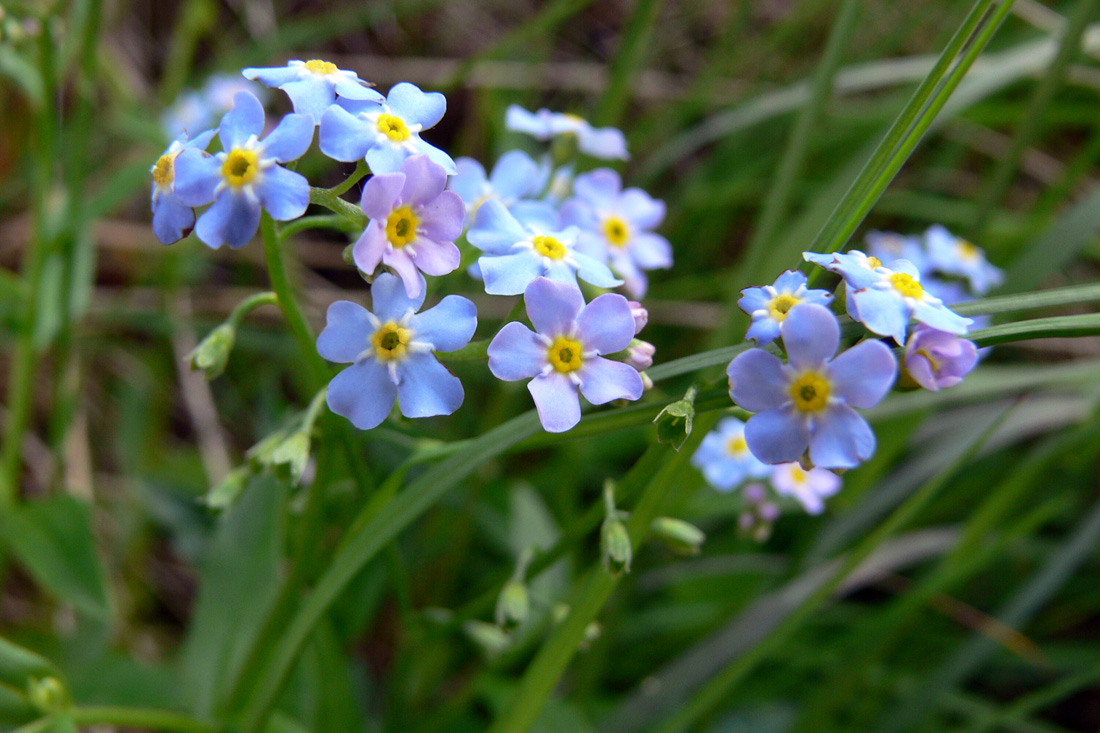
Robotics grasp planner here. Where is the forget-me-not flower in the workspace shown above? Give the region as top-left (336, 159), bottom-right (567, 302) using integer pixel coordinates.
top-left (691, 418), bottom-right (771, 491)
top-left (865, 230), bottom-right (929, 275)
top-left (903, 325), bottom-right (978, 392)
top-left (151, 129), bottom-right (217, 244)
top-left (243, 59), bottom-right (383, 122)
top-left (467, 199), bottom-right (621, 296)
top-left (561, 169), bottom-right (671, 298)
top-left (173, 91), bottom-right (314, 248)
top-left (488, 278), bottom-right (643, 433)
top-left (319, 82), bottom-right (456, 174)
top-left (447, 150), bottom-right (542, 225)
top-left (771, 462), bottom-right (841, 515)
top-left (317, 273), bottom-right (477, 430)
top-left (352, 154), bottom-right (465, 299)
top-left (924, 224), bottom-right (1003, 295)
top-left (727, 304), bottom-right (897, 469)
top-left (162, 74), bottom-right (263, 140)
top-left (505, 105), bottom-right (629, 160)
top-left (738, 270), bottom-right (833, 346)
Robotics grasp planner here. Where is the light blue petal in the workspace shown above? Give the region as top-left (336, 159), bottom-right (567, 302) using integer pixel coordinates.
top-left (185, 128), bottom-right (218, 150)
top-left (505, 105), bottom-right (549, 137)
top-left (577, 357), bottom-right (643, 405)
top-left (243, 65), bottom-right (301, 86)
top-left (319, 105), bottom-right (373, 162)
top-left (772, 270), bottom-right (807, 293)
top-left (745, 317), bottom-right (781, 345)
top-left (172, 149), bottom-right (221, 207)
top-left (488, 322), bottom-right (546, 381)
top-left (803, 251), bottom-right (836, 269)
top-left (524, 277), bottom-right (584, 337)
top-left (510, 200), bottom-right (560, 231)
top-left (490, 150), bottom-right (540, 199)
top-left (573, 251), bottom-right (623, 289)
top-left (152, 194), bottom-right (195, 244)
top-left (468, 200), bottom-right (528, 254)
top-left (396, 354), bottom-right (464, 418)
top-left (413, 138), bottom-right (458, 175)
top-left (559, 199), bottom-right (598, 231)
top-left (261, 113), bottom-right (314, 162)
top-left (738, 287), bottom-right (771, 315)
top-left (744, 406), bottom-right (809, 465)
top-left (727, 349), bottom-right (790, 413)
top-left (195, 191), bottom-right (261, 249)
top-left (410, 295), bottom-right (477, 352)
top-left (220, 91), bottom-right (265, 149)
top-left (256, 165), bottom-right (310, 221)
top-left (326, 360), bottom-right (396, 430)
top-left (528, 373), bottom-right (581, 433)
top-left (575, 293), bottom-right (635, 354)
top-left (386, 82), bottom-right (446, 129)
top-left (782, 304), bottom-right (839, 370)
top-left (578, 126), bottom-right (629, 160)
top-left (827, 340), bottom-right (897, 408)
top-left (447, 157), bottom-right (487, 205)
top-left (317, 300), bottom-right (372, 363)
top-left (630, 232), bottom-right (672, 269)
top-left (365, 143), bottom-right (410, 175)
top-left (851, 287), bottom-right (909, 343)
top-left (370, 271), bottom-right (426, 322)
top-left (808, 404), bottom-right (875, 469)
top-left (573, 169), bottom-right (620, 209)
top-left (911, 299), bottom-right (972, 335)
top-left (332, 75), bottom-right (383, 101)
top-left (618, 188), bottom-right (664, 230)
top-left (399, 154), bottom-right (447, 208)
top-left (480, 252), bottom-right (543, 296)
top-left (279, 78), bottom-right (334, 121)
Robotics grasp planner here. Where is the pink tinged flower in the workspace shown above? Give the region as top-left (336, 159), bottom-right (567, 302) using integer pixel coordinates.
top-left (903, 325), bottom-right (978, 392)
top-left (628, 301), bottom-right (649, 335)
top-left (771, 462), bottom-right (841, 515)
top-left (352, 154), bottom-right (465, 299)
top-left (487, 278), bottom-right (644, 433)
top-left (726, 304), bottom-right (897, 470)
top-left (625, 340), bottom-right (655, 371)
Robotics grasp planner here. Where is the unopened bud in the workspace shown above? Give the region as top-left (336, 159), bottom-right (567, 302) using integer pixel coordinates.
top-left (601, 516), bottom-right (632, 576)
top-left (640, 372), bottom-right (654, 391)
top-left (495, 579), bottom-right (529, 630)
top-left (270, 430), bottom-right (311, 484)
top-left (625, 340), bottom-right (655, 371)
top-left (27, 676), bottom-right (67, 714)
top-left (628, 301), bottom-right (649, 335)
top-left (204, 466), bottom-right (250, 510)
top-left (188, 323), bottom-right (235, 380)
top-left (463, 620), bottom-right (511, 657)
top-left (651, 517), bottom-right (705, 555)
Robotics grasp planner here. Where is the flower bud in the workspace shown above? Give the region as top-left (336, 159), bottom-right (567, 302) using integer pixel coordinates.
top-left (204, 466), bottom-right (250, 511)
top-left (600, 515), bottom-right (632, 576)
top-left (27, 676), bottom-right (68, 714)
top-left (270, 430), bottom-right (311, 484)
top-left (651, 517), bottom-right (705, 555)
top-left (188, 323), bottom-right (235, 380)
top-left (495, 579), bottom-right (530, 630)
top-left (902, 326), bottom-right (978, 392)
top-left (463, 620), bottom-right (511, 657)
top-left (640, 372), bottom-right (654, 391)
top-left (653, 386), bottom-right (696, 451)
top-left (628, 301), bottom-right (649, 335)
top-left (625, 340), bottom-right (655, 372)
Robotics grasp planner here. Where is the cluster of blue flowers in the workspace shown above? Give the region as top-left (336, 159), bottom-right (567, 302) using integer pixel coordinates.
top-left (150, 60), bottom-right (670, 433)
top-left (694, 228), bottom-right (1001, 527)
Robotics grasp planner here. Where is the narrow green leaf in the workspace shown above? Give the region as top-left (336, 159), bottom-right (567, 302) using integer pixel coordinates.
top-left (1001, 182), bottom-right (1100, 293)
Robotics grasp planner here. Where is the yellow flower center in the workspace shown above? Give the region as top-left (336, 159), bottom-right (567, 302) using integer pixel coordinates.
top-left (152, 153), bottom-right (175, 187)
top-left (602, 216), bottom-right (630, 248)
top-left (866, 256), bottom-right (882, 269)
top-left (767, 294), bottom-right (800, 322)
top-left (304, 59), bottom-right (338, 75)
top-left (385, 206), bottom-right (419, 248)
top-left (789, 372), bottom-right (831, 413)
top-left (371, 322), bottom-right (412, 362)
top-left (958, 240), bottom-right (980, 260)
top-left (726, 435), bottom-right (748, 456)
top-left (222, 148), bottom-right (259, 187)
top-left (532, 235), bottom-right (567, 260)
top-left (377, 113), bottom-right (410, 142)
top-left (547, 336), bottom-right (583, 373)
top-left (916, 348), bottom-right (941, 372)
top-left (788, 465), bottom-right (807, 484)
top-left (889, 272), bottom-right (923, 299)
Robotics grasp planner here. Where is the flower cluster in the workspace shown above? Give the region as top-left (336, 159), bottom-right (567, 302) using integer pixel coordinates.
top-left (150, 61), bottom-right (670, 434)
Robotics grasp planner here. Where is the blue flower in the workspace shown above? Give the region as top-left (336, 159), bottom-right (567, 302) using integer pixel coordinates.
top-left (467, 199), bottom-right (621, 295)
top-left (903, 325), bottom-right (978, 392)
top-left (150, 129), bottom-right (217, 244)
top-left (243, 59), bottom-right (383, 123)
top-left (848, 259), bottom-right (972, 344)
top-left (770, 463), bottom-right (841, 515)
top-left (726, 304), bottom-right (897, 469)
top-left (924, 224), bottom-right (1003, 294)
top-left (162, 74), bottom-right (265, 140)
top-left (803, 248), bottom-right (886, 290)
top-left (447, 150), bottom-right (542, 225)
top-left (173, 91), bottom-right (314, 248)
top-left (352, 154), bottom-right (465, 299)
top-left (488, 278), bottom-right (643, 433)
top-left (560, 169), bottom-right (671, 298)
top-left (319, 82), bottom-right (456, 174)
top-left (505, 105), bottom-right (629, 160)
top-left (738, 270), bottom-right (833, 346)
top-left (691, 417), bottom-right (771, 491)
top-left (317, 273), bottom-right (477, 430)
top-left (865, 230), bottom-right (929, 275)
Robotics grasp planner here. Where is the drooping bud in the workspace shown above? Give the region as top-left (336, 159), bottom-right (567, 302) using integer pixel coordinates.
top-left (188, 323), bottom-right (235, 380)
top-left (495, 579), bottom-right (529, 630)
top-left (651, 517), bottom-right (705, 555)
top-left (270, 430), bottom-right (311, 484)
top-left (600, 482), bottom-right (632, 576)
top-left (628, 301), bottom-right (649, 335)
top-left (653, 385), bottom-right (697, 451)
top-left (203, 466), bottom-right (250, 511)
top-left (463, 620), bottom-right (511, 657)
top-left (625, 340), bottom-right (655, 372)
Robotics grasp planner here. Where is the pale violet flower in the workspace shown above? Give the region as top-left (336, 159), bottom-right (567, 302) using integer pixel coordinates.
top-left (150, 129), bottom-right (217, 244)
top-left (243, 59), bottom-right (383, 122)
top-left (506, 105), bottom-right (629, 160)
top-left (726, 304), bottom-right (897, 469)
top-left (738, 270), bottom-right (833, 346)
top-left (924, 224), bottom-right (1003, 295)
top-left (692, 418), bottom-right (772, 491)
top-left (903, 325), bottom-right (979, 391)
top-left (771, 463), bottom-right (841, 515)
top-left (447, 150), bottom-right (542, 225)
top-left (865, 230), bottom-right (929, 276)
top-left (317, 273), bottom-right (477, 430)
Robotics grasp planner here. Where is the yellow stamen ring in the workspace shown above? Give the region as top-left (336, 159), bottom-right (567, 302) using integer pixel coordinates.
top-left (767, 294), bottom-right (800, 322)
top-left (602, 216), bottom-right (630, 248)
top-left (376, 113), bottom-right (411, 142)
top-left (385, 206), bottom-right (419, 248)
top-left (547, 336), bottom-right (583, 373)
top-left (371, 322), bottom-right (412, 362)
top-left (304, 59), bottom-right (338, 75)
top-left (222, 148), bottom-right (259, 187)
top-left (532, 235), bottom-right (567, 260)
top-left (888, 272), bottom-right (923, 299)
top-left (152, 153), bottom-right (175, 187)
top-left (789, 371), bottom-right (831, 413)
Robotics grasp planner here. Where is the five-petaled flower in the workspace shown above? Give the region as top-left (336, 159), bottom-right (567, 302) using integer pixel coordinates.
top-left (150, 129), bottom-right (216, 244)
top-left (488, 278), bottom-right (643, 433)
top-left (317, 273), bottom-right (477, 430)
top-left (352, 154), bottom-right (465, 299)
top-left (447, 150), bottom-right (542, 226)
top-left (903, 325), bottom-right (979, 392)
top-left (243, 59), bottom-right (383, 122)
top-left (691, 417), bottom-right (771, 492)
top-left (320, 82), bottom-right (456, 174)
top-left (727, 304), bottom-right (897, 469)
top-left (173, 91), bottom-right (314, 248)
top-left (738, 270), bottom-right (833, 346)
top-left (505, 105), bottom-right (629, 160)
top-left (771, 462), bottom-right (841, 515)
top-left (924, 224), bottom-right (1003, 295)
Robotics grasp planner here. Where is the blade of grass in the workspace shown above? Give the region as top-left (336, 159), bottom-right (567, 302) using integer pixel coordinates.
top-left (595, 0), bottom-right (666, 127)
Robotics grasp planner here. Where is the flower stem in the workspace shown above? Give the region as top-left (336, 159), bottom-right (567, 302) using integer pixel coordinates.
top-left (327, 160), bottom-right (370, 196)
top-left (309, 186), bottom-right (368, 229)
top-left (227, 291), bottom-right (278, 329)
top-left (69, 706), bottom-right (217, 733)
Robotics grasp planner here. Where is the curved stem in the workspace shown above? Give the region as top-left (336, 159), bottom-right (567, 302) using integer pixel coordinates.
top-left (278, 214), bottom-right (357, 241)
top-left (327, 160), bottom-right (370, 197)
top-left (227, 291), bottom-right (278, 329)
top-left (69, 706), bottom-right (218, 733)
top-left (309, 187), bottom-right (368, 229)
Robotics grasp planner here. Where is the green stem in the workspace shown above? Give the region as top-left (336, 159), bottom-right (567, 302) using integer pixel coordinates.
top-left (277, 214), bottom-right (357, 241)
top-left (328, 160), bottom-right (370, 197)
top-left (309, 187), bottom-right (368, 229)
top-left (226, 291), bottom-right (278, 329)
top-left (69, 706), bottom-right (217, 733)
top-left (595, 0), bottom-right (666, 126)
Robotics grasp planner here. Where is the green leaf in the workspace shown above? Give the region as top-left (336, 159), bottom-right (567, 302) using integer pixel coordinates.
top-left (0, 494), bottom-right (109, 617)
top-left (1001, 181), bottom-right (1100, 293)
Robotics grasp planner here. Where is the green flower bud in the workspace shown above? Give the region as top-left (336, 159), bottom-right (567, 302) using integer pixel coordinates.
top-left (495, 578), bottom-right (530, 630)
top-left (188, 323), bottom-right (235, 380)
top-left (601, 516), bottom-right (632, 576)
top-left (463, 620), bottom-right (511, 657)
top-left (203, 466), bottom-right (250, 511)
top-left (653, 386), bottom-right (697, 451)
top-left (270, 430), bottom-right (311, 484)
top-left (27, 676), bottom-right (68, 714)
top-left (651, 517), bottom-right (706, 555)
